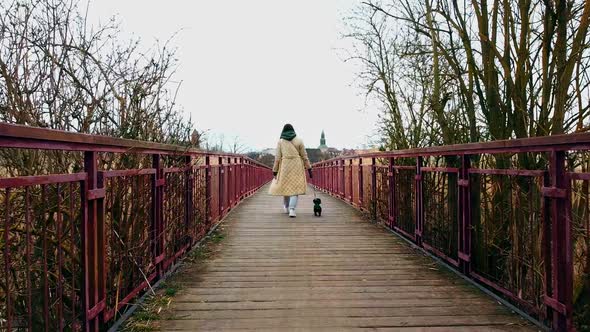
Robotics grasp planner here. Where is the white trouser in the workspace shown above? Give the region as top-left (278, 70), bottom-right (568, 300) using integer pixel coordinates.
top-left (283, 195), bottom-right (298, 209)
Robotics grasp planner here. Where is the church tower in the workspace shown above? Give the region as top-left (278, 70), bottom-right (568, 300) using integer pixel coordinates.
top-left (318, 130), bottom-right (328, 151)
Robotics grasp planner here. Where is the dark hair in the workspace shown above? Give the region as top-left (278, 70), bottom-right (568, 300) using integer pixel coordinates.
top-left (282, 123), bottom-right (294, 132)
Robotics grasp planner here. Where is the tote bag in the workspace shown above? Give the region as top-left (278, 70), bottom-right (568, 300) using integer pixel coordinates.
top-left (268, 176), bottom-right (279, 193)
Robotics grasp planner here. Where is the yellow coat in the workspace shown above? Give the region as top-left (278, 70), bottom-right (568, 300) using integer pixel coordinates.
top-left (268, 138), bottom-right (311, 196)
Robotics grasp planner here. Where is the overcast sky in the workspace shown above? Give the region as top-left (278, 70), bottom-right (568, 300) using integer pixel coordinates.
top-left (87, 0), bottom-right (379, 151)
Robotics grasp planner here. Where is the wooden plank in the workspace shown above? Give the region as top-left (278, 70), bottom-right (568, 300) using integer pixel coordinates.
top-left (166, 328), bottom-right (531, 332)
top-left (176, 285), bottom-right (477, 295)
top-left (169, 306), bottom-right (511, 319)
top-left (173, 280), bottom-right (462, 288)
top-left (161, 315), bottom-right (530, 330)
top-left (170, 298), bottom-right (500, 310)
top-left (172, 275), bottom-right (474, 282)
top-left (173, 292), bottom-right (486, 302)
top-left (190, 265), bottom-right (445, 272)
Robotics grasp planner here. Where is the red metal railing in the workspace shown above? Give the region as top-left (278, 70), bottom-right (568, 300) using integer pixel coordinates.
top-left (0, 123), bottom-right (272, 331)
top-left (310, 134), bottom-right (590, 332)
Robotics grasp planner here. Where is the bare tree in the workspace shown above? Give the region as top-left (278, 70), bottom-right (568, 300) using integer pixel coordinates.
top-left (344, 3), bottom-right (434, 150)
top-left (0, 0), bottom-right (198, 175)
top-left (346, 0), bottom-right (590, 327)
top-left (229, 136), bottom-right (247, 154)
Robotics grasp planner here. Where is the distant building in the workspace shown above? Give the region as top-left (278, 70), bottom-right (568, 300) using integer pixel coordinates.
top-left (306, 130), bottom-right (340, 163)
top-left (318, 130), bottom-right (328, 152)
top-left (305, 148), bottom-right (323, 163)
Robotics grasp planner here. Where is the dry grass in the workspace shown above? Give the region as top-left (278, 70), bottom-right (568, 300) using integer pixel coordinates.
top-left (120, 225), bottom-right (227, 331)
top-left (120, 290), bottom-right (175, 332)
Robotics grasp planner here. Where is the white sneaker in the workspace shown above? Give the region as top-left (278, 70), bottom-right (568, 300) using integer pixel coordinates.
top-left (283, 206), bottom-right (288, 214)
top-left (289, 208), bottom-right (296, 218)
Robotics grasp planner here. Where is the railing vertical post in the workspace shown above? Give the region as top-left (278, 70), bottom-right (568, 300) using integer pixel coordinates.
top-left (233, 158), bottom-right (237, 204)
top-left (458, 154), bottom-right (471, 275)
top-left (329, 162), bottom-right (333, 193)
top-left (321, 163), bottom-right (323, 191)
top-left (250, 161), bottom-right (253, 194)
top-left (82, 151), bottom-right (104, 332)
top-left (233, 158), bottom-right (237, 205)
top-left (327, 163), bottom-right (330, 190)
top-left (348, 159), bottom-right (353, 203)
top-left (371, 157), bottom-right (377, 221)
top-left (358, 157), bottom-right (364, 209)
top-left (152, 154), bottom-right (165, 276)
top-left (330, 163), bottom-right (333, 193)
top-left (248, 161), bottom-right (251, 195)
top-left (323, 164), bottom-right (327, 190)
top-left (321, 164), bottom-right (330, 190)
top-left (204, 155), bottom-right (211, 228)
top-left (323, 164), bottom-right (326, 190)
top-left (387, 157), bottom-right (395, 229)
top-left (239, 157), bottom-right (244, 200)
top-left (219, 156), bottom-right (224, 219)
top-left (323, 163), bottom-right (326, 190)
top-left (543, 150), bottom-right (573, 331)
top-left (335, 161), bottom-right (338, 195)
top-left (324, 163), bottom-right (328, 192)
top-left (332, 160), bottom-right (340, 198)
top-left (243, 160), bottom-right (247, 196)
top-left (328, 163), bottom-right (331, 193)
top-left (185, 155), bottom-right (193, 245)
top-left (235, 157), bottom-right (240, 203)
top-left (340, 159), bottom-right (345, 199)
top-left (334, 161), bottom-right (338, 196)
top-left (415, 156), bottom-right (423, 246)
top-left (332, 160), bottom-right (340, 197)
top-left (235, 158), bottom-right (239, 202)
top-left (320, 165), bottom-right (324, 188)
top-left (234, 158), bottom-right (238, 204)
top-left (227, 158), bottom-right (232, 208)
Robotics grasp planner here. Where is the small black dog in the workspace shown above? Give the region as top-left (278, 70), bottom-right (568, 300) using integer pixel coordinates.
top-left (313, 198), bottom-right (322, 216)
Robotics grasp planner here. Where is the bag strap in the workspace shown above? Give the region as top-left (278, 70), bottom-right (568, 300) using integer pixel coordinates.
top-left (281, 139), bottom-right (301, 158)
top-left (287, 139), bottom-right (299, 154)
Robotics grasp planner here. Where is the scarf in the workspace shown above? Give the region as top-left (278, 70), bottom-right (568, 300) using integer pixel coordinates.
top-left (280, 124), bottom-right (296, 141)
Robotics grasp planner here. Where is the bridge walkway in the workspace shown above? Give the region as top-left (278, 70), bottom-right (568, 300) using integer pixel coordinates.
top-left (162, 185), bottom-right (535, 331)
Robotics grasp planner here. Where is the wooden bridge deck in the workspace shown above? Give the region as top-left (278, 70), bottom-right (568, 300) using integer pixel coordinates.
top-left (162, 185), bottom-right (536, 331)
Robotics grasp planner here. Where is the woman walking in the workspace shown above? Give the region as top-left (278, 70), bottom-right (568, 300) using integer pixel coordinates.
top-left (269, 124), bottom-right (312, 218)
